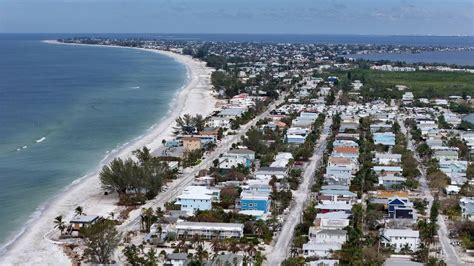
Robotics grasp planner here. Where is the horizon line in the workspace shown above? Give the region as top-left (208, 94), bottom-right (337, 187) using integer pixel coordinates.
top-left (1, 32), bottom-right (473, 38)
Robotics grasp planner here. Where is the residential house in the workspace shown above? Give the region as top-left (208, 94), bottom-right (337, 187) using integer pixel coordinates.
top-left (218, 149), bottom-right (255, 169)
top-left (460, 197), bottom-right (474, 221)
top-left (165, 253), bottom-right (188, 266)
top-left (303, 242), bottom-right (342, 258)
top-left (373, 166), bottom-right (403, 176)
top-left (332, 146), bottom-right (359, 160)
top-left (373, 153), bottom-right (402, 165)
top-left (70, 215), bottom-right (100, 233)
top-left (378, 175), bottom-right (407, 188)
top-left (176, 186), bottom-right (214, 214)
top-left (314, 211), bottom-right (350, 230)
top-left (374, 132), bottom-right (396, 146)
top-left (182, 137), bottom-right (201, 151)
top-left (206, 254), bottom-right (243, 266)
top-left (255, 167), bottom-right (287, 180)
top-left (387, 197), bottom-right (415, 220)
top-left (175, 221), bottom-right (244, 239)
top-left (308, 228), bottom-right (347, 245)
top-left (316, 202), bottom-right (353, 214)
top-left (239, 191), bottom-right (271, 214)
top-left (379, 228), bottom-right (420, 252)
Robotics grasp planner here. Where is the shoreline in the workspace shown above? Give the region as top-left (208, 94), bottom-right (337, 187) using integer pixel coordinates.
top-left (0, 40), bottom-right (217, 265)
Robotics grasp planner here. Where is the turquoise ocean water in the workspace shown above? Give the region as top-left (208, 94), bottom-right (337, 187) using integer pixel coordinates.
top-left (0, 35), bottom-right (186, 251)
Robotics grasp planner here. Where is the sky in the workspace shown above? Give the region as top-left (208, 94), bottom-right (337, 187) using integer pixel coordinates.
top-left (0, 0), bottom-right (473, 35)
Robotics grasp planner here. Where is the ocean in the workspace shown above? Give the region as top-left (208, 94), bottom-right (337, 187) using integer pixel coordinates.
top-left (0, 33), bottom-right (473, 252)
top-left (0, 34), bottom-right (187, 250)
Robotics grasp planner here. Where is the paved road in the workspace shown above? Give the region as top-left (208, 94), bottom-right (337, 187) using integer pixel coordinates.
top-left (398, 117), bottom-right (465, 266)
top-left (117, 97), bottom-right (286, 232)
top-left (265, 116), bottom-right (333, 265)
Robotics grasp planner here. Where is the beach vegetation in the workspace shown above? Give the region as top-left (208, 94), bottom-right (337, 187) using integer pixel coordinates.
top-left (80, 219), bottom-right (121, 264)
top-left (74, 206), bottom-right (85, 217)
top-left (54, 215), bottom-right (66, 237)
top-left (182, 149), bottom-right (203, 167)
top-left (99, 147), bottom-right (175, 205)
top-left (174, 114), bottom-right (205, 134)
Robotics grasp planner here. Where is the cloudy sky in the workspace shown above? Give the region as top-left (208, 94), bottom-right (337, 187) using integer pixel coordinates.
top-left (0, 0), bottom-right (473, 35)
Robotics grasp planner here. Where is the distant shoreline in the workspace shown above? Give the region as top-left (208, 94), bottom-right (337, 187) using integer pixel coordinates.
top-left (0, 40), bottom-right (217, 265)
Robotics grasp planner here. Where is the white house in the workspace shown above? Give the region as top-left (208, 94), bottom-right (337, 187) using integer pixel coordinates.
top-left (175, 221), bottom-right (244, 239)
top-left (460, 197), bottom-right (474, 221)
top-left (379, 228), bottom-right (420, 252)
top-left (308, 228), bottom-right (347, 245)
top-left (303, 242), bottom-right (342, 258)
top-left (255, 167), bottom-right (287, 180)
top-left (315, 211), bottom-right (350, 230)
top-left (176, 186), bottom-right (214, 214)
top-left (373, 153), bottom-right (402, 165)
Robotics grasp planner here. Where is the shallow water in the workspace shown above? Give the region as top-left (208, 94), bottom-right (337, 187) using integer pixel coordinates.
top-left (0, 35), bottom-right (186, 249)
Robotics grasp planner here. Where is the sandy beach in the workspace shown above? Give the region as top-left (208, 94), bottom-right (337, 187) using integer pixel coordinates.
top-left (0, 41), bottom-right (217, 265)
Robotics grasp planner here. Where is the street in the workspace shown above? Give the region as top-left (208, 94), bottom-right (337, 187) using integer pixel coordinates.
top-left (265, 116), bottom-right (333, 265)
top-left (398, 118), bottom-right (465, 266)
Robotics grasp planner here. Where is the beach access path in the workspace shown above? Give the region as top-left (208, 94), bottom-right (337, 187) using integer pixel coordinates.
top-left (0, 43), bottom-right (217, 265)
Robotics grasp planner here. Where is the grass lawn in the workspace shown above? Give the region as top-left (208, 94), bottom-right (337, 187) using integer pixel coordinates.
top-left (328, 69), bottom-right (474, 97)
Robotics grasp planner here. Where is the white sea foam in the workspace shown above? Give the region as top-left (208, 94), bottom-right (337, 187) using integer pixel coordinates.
top-left (130, 86), bottom-right (140, 89)
top-left (36, 137), bottom-right (46, 143)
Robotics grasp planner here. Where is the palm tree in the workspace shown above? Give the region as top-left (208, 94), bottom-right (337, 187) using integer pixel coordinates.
top-left (74, 206), bottom-right (84, 216)
top-left (54, 215), bottom-right (66, 236)
top-left (195, 244), bottom-right (208, 263)
top-left (211, 234), bottom-right (221, 257)
top-left (227, 240), bottom-right (240, 254)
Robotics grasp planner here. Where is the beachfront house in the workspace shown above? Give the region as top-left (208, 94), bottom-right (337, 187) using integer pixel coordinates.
top-left (70, 215), bottom-right (100, 233)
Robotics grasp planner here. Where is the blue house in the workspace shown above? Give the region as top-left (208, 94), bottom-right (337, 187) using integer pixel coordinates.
top-left (387, 196), bottom-right (415, 219)
top-left (239, 191), bottom-right (271, 213)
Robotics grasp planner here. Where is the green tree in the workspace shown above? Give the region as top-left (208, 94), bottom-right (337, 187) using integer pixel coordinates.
top-left (81, 219), bottom-right (121, 264)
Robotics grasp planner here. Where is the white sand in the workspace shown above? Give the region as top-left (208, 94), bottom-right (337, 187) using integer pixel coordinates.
top-left (0, 41), bottom-right (217, 265)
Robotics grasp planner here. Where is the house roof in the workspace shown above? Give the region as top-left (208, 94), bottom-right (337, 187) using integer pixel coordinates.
top-left (176, 221), bottom-right (244, 231)
top-left (70, 215), bottom-right (99, 224)
top-left (380, 228), bottom-right (419, 238)
top-left (317, 229), bottom-right (347, 235)
top-left (333, 146), bottom-right (359, 154)
top-left (328, 157), bottom-right (353, 165)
